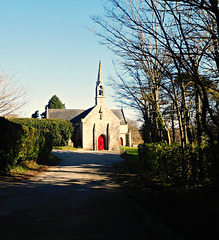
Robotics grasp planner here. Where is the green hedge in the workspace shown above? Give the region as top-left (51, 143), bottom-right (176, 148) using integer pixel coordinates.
top-left (0, 117), bottom-right (52, 169)
top-left (138, 142), bottom-right (213, 186)
top-left (10, 118), bottom-right (74, 146)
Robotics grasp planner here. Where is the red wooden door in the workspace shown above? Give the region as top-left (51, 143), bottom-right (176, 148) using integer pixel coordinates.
top-left (98, 135), bottom-right (105, 150)
top-left (120, 137), bottom-right (123, 146)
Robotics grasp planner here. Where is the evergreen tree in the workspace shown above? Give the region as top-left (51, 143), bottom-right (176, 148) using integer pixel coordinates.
top-left (47, 95), bottom-right (65, 109)
top-left (31, 110), bottom-right (40, 119)
top-left (40, 110), bottom-right (46, 119)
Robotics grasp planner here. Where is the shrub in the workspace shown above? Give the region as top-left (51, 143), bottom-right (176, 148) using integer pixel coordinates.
top-left (10, 118), bottom-right (74, 146)
top-left (0, 117), bottom-right (52, 170)
top-left (138, 142), bottom-right (213, 187)
top-left (0, 117), bottom-right (24, 168)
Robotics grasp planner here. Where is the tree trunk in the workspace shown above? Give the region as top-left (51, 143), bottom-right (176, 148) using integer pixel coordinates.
top-left (171, 104), bottom-right (175, 142)
top-left (195, 87), bottom-right (204, 181)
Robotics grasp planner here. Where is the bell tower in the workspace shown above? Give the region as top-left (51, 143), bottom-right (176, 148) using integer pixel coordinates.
top-left (95, 61), bottom-right (105, 105)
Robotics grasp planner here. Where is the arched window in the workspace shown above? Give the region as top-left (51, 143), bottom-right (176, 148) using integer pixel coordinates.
top-left (99, 86), bottom-right (103, 96)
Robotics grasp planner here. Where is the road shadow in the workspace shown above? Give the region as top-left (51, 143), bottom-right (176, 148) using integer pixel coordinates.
top-left (0, 150), bottom-right (151, 240)
top-left (0, 150), bottom-right (123, 189)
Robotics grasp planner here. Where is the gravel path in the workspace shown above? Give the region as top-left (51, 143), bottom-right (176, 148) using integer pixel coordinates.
top-left (0, 150), bottom-right (149, 240)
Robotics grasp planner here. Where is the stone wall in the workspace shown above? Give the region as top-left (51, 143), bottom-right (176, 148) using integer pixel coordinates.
top-left (82, 105), bottom-right (120, 151)
top-left (120, 124), bottom-right (128, 146)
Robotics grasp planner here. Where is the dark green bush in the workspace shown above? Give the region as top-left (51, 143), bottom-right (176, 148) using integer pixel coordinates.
top-left (0, 117), bottom-right (24, 168)
top-left (138, 143), bottom-right (157, 170)
top-left (138, 142), bottom-right (213, 186)
top-left (10, 118), bottom-right (74, 146)
top-left (0, 117), bottom-right (52, 170)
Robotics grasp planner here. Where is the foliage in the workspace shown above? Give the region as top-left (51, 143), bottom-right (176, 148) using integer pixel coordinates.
top-left (40, 95), bottom-right (65, 118)
top-left (47, 95), bottom-right (65, 109)
top-left (40, 111), bottom-right (46, 119)
top-left (31, 110), bottom-right (40, 118)
top-left (0, 117), bottom-right (52, 170)
top-left (138, 142), bottom-right (213, 187)
top-left (93, 0), bottom-right (218, 151)
top-left (10, 118), bottom-right (74, 146)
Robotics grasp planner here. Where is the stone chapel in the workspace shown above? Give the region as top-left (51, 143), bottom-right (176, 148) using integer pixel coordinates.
top-left (46, 61), bottom-right (128, 151)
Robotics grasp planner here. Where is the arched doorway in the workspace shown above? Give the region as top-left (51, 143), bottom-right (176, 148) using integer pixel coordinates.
top-left (98, 135), bottom-right (105, 150)
top-left (120, 137), bottom-right (123, 146)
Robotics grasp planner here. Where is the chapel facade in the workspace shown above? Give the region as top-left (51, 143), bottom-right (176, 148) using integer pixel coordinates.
top-left (46, 61), bottom-right (128, 151)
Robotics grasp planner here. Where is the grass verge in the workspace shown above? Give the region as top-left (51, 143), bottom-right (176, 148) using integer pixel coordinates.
top-left (121, 146), bottom-right (152, 178)
top-left (121, 146), bottom-right (138, 155)
top-left (53, 146), bottom-right (77, 151)
top-left (0, 154), bottom-right (61, 182)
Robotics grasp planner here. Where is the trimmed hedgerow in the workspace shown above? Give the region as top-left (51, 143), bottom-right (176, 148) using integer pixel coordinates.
top-left (138, 142), bottom-right (213, 187)
top-left (0, 117), bottom-right (52, 170)
top-left (10, 118), bottom-right (74, 146)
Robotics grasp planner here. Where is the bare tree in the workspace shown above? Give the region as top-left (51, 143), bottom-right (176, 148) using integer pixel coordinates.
top-left (92, 0), bottom-right (173, 143)
top-left (0, 72), bottom-right (28, 117)
top-left (92, 0), bottom-right (218, 147)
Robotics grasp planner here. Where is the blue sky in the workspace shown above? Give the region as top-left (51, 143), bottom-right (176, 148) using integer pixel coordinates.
top-left (0, 0), bottom-right (135, 119)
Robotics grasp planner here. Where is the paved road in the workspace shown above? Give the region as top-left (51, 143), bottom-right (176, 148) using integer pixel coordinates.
top-left (0, 150), bottom-right (149, 240)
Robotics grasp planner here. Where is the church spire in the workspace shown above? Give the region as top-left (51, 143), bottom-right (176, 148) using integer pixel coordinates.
top-left (95, 61), bottom-right (105, 105)
top-left (97, 61), bottom-right (103, 84)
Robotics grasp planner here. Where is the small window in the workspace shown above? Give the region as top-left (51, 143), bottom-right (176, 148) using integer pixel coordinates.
top-left (99, 108), bottom-right (103, 120)
top-left (99, 86), bottom-right (103, 96)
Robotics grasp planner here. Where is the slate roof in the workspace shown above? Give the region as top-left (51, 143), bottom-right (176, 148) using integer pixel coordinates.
top-left (47, 109), bottom-right (85, 121)
top-left (70, 107), bottom-right (95, 124)
top-left (111, 109), bottom-right (127, 125)
top-left (47, 107), bottom-right (127, 125)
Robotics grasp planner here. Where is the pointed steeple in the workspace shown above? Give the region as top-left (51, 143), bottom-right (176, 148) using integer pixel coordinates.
top-left (97, 61), bottom-right (103, 84)
top-left (95, 61), bottom-right (105, 105)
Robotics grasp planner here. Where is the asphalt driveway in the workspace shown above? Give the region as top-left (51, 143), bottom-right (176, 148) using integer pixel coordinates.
top-left (0, 150), bottom-right (149, 240)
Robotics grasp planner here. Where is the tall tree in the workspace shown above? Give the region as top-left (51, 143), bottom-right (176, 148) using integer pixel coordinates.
top-left (92, 1), bottom-right (172, 143)
top-left (31, 110), bottom-right (40, 119)
top-left (92, 0), bottom-right (218, 146)
top-left (47, 95), bottom-right (65, 109)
